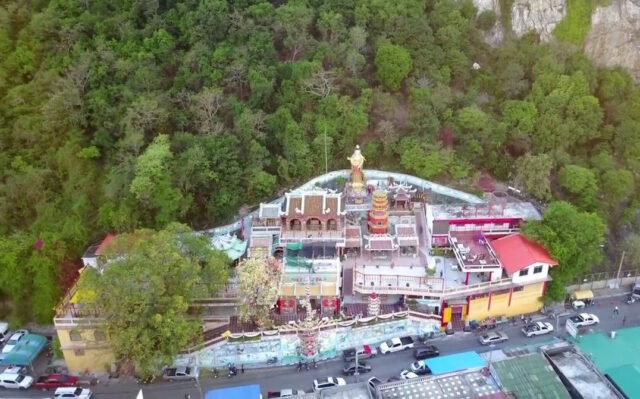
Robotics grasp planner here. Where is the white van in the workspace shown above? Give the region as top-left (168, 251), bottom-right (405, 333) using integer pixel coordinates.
top-left (0, 371), bottom-right (34, 389)
top-left (0, 322), bottom-right (9, 344)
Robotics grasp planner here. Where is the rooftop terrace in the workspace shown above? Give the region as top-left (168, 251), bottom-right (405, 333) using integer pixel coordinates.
top-left (449, 231), bottom-right (501, 272)
top-left (575, 326), bottom-right (640, 398)
top-left (377, 369), bottom-right (504, 399)
top-left (429, 201), bottom-right (541, 221)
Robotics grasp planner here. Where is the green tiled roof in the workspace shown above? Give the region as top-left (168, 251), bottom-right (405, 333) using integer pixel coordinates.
top-left (492, 354), bottom-right (570, 399)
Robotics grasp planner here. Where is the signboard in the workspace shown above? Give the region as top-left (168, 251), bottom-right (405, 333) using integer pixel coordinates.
top-left (565, 320), bottom-right (578, 338)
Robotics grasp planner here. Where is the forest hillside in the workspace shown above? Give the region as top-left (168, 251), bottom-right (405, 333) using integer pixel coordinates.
top-left (1, 0), bottom-right (640, 322)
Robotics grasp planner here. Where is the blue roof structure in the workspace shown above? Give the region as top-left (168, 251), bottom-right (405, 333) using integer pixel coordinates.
top-left (0, 334), bottom-right (47, 366)
top-left (425, 351), bottom-right (486, 375)
top-left (205, 384), bottom-right (261, 399)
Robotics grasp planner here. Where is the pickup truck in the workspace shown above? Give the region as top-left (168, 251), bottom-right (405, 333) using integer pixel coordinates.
top-left (343, 345), bottom-right (377, 362)
top-left (34, 374), bottom-right (78, 391)
top-left (267, 388), bottom-right (305, 398)
top-left (379, 336), bottom-right (414, 354)
top-left (569, 313), bottom-right (599, 327)
top-left (162, 366), bottom-right (199, 381)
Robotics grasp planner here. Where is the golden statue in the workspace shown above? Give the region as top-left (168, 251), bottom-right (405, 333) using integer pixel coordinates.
top-left (347, 145), bottom-right (365, 189)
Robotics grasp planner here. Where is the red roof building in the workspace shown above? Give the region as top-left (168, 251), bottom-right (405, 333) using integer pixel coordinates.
top-left (490, 233), bottom-right (557, 275)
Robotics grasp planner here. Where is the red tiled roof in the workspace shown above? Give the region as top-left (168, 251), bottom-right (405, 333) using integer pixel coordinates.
top-left (490, 233), bottom-right (557, 275)
top-left (396, 226), bottom-right (416, 236)
top-left (368, 238), bottom-right (394, 250)
top-left (96, 233), bottom-right (116, 255)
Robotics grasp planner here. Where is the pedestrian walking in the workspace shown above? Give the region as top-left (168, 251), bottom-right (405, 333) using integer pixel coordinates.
top-left (614, 306), bottom-right (620, 316)
top-left (241, 364), bottom-right (244, 374)
top-left (623, 316), bottom-right (627, 326)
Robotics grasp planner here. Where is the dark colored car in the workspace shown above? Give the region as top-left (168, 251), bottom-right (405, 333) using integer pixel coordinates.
top-left (387, 376), bottom-right (402, 382)
top-left (34, 374), bottom-right (78, 391)
top-left (413, 345), bottom-right (440, 360)
top-left (342, 362), bottom-right (372, 376)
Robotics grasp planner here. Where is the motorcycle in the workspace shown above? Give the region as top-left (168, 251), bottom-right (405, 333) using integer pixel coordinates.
top-left (228, 363), bottom-right (238, 378)
top-left (626, 295), bottom-right (636, 304)
top-left (267, 356), bottom-right (278, 365)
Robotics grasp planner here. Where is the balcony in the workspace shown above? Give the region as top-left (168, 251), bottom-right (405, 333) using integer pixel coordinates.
top-left (353, 266), bottom-right (550, 299)
top-left (449, 231), bottom-right (502, 273)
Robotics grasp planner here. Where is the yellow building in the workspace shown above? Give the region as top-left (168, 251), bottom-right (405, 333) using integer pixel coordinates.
top-left (53, 277), bottom-right (114, 373)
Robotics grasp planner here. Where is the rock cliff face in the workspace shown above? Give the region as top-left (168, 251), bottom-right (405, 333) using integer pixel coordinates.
top-left (510, 0), bottom-right (567, 41)
top-left (584, 0), bottom-right (640, 81)
top-left (471, 0), bottom-right (640, 80)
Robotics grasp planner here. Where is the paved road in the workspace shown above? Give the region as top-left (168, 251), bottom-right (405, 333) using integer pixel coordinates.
top-left (6, 294), bottom-right (637, 399)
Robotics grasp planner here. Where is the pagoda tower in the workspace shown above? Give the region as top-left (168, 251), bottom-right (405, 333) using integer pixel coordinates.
top-left (367, 190), bottom-right (389, 234)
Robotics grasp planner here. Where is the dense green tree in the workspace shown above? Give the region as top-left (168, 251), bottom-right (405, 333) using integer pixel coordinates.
top-left (514, 153), bottom-right (553, 201)
top-left (523, 202), bottom-right (606, 301)
top-left (375, 43), bottom-right (413, 91)
top-left (557, 165), bottom-right (598, 210)
top-left (81, 224), bottom-right (229, 377)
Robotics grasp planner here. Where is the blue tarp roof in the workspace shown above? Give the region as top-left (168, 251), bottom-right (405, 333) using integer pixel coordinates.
top-left (0, 334), bottom-right (47, 366)
top-left (425, 351), bottom-right (487, 375)
top-left (205, 384), bottom-right (261, 399)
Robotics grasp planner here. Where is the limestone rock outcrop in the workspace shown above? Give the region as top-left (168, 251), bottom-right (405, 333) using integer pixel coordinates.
top-left (584, 0), bottom-right (640, 81)
top-left (510, 0), bottom-right (567, 41)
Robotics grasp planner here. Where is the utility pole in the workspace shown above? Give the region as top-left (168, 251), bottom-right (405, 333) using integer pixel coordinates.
top-left (616, 251), bottom-right (625, 289)
top-left (324, 127), bottom-right (328, 174)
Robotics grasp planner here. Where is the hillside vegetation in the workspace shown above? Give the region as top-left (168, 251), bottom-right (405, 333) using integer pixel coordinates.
top-left (1, 0), bottom-right (640, 322)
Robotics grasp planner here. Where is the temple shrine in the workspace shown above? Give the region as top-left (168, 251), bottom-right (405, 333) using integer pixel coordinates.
top-left (345, 145), bottom-right (367, 204)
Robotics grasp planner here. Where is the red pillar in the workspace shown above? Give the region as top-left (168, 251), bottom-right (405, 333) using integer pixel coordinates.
top-left (489, 272), bottom-right (493, 281)
top-left (507, 287), bottom-right (513, 307)
top-left (488, 291), bottom-right (493, 310)
top-left (466, 296), bottom-right (471, 315)
top-left (465, 272), bottom-right (470, 285)
top-left (541, 281), bottom-right (547, 295)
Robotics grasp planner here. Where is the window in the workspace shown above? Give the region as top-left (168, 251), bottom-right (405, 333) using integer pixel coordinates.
top-left (534, 265), bottom-right (543, 274)
top-left (69, 330), bottom-right (82, 342)
top-left (518, 268), bottom-right (529, 277)
top-left (74, 349), bottom-right (85, 356)
top-left (94, 330), bottom-right (107, 341)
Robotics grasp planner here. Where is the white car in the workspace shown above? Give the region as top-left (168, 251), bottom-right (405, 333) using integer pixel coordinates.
top-left (522, 322), bottom-right (554, 337)
top-left (54, 387), bottom-right (93, 398)
top-left (313, 377), bottom-right (346, 392)
top-left (0, 372), bottom-right (33, 389)
top-left (570, 313), bottom-right (599, 327)
top-left (1, 330), bottom-right (28, 353)
top-left (379, 336), bottom-right (414, 354)
top-left (400, 370), bottom-right (419, 380)
top-left (478, 331), bottom-right (509, 345)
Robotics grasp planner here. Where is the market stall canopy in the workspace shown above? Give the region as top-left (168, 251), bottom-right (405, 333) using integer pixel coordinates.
top-left (571, 289), bottom-right (594, 300)
top-left (210, 233), bottom-right (247, 261)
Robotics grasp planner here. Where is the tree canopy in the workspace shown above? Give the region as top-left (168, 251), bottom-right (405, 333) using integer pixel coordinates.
top-left (80, 224), bottom-right (229, 377)
top-left (1, 0), bottom-right (640, 322)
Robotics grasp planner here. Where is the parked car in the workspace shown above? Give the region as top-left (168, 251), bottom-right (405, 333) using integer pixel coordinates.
top-left (267, 389), bottom-right (305, 398)
top-left (313, 377), bottom-right (346, 392)
top-left (0, 371), bottom-right (33, 390)
top-left (35, 374), bottom-right (78, 391)
top-left (400, 370), bottom-right (419, 380)
top-left (379, 336), bottom-right (414, 354)
top-left (162, 365), bottom-right (199, 381)
top-left (342, 361), bottom-right (372, 376)
top-left (478, 331), bottom-right (509, 345)
top-left (569, 313), bottom-right (599, 327)
top-left (343, 344), bottom-right (378, 362)
top-left (54, 387), bottom-right (93, 398)
top-left (0, 322), bottom-right (9, 344)
top-left (386, 376), bottom-right (403, 382)
top-left (1, 330), bottom-right (28, 354)
top-left (2, 365), bottom-right (27, 374)
top-left (413, 345), bottom-right (440, 360)
top-left (522, 322), bottom-right (554, 337)
top-left (410, 361), bottom-right (431, 376)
